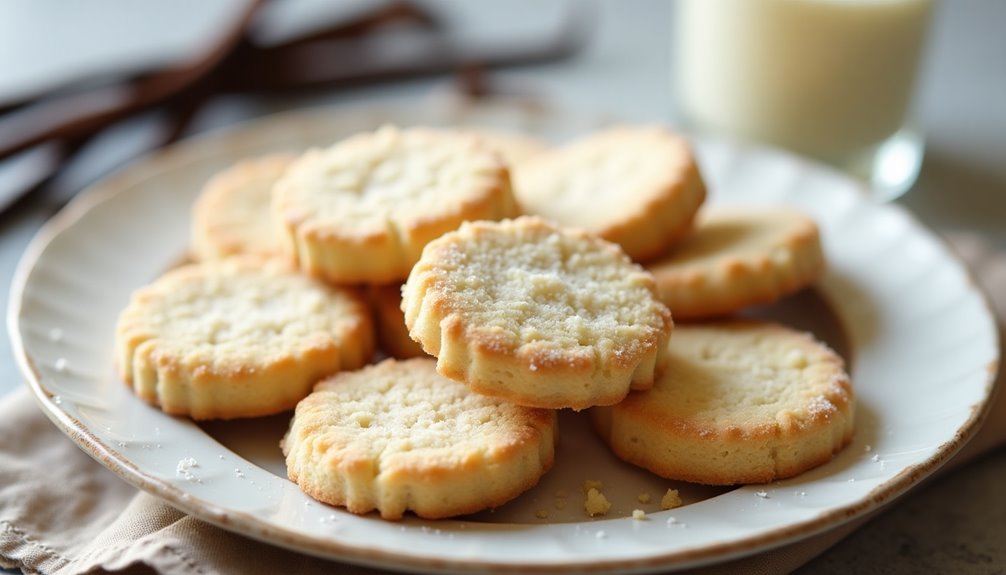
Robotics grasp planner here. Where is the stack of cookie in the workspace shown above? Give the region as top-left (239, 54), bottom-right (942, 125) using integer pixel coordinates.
top-left (114, 123), bottom-right (853, 521)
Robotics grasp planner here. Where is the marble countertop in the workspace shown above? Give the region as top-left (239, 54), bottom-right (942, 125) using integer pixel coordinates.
top-left (1, 1), bottom-right (1003, 573)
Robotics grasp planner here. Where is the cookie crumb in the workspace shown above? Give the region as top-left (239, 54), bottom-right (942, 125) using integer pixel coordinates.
top-left (637, 493), bottom-right (651, 504)
top-left (660, 488), bottom-right (682, 510)
top-left (632, 509), bottom-right (647, 520)
top-left (584, 488), bottom-right (611, 516)
top-left (535, 509), bottom-right (549, 519)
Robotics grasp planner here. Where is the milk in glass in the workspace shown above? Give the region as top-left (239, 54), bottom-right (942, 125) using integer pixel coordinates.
top-left (675, 0), bottom-right (934, 200)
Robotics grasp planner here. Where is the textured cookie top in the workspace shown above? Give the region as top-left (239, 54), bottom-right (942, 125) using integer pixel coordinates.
top-left (283, 357), bottom-right (556, 519)
top-left (288, 358), bottom-right (553, 455)
top-left (273, 126), bottom-right (510, 238)
top-left (407, 217), bottom-right (672, 362)
top-left (625, 321), bottom-right (850, 434)
top-left (647, 206), bottom-right (825, 318)
top-left (592, 320), bottom-right (853, 484)
top-left (191, 154), bottom-right (295, 260)
top-left (403, 217), bottom-right (672, 409)
top-left (652, 207), bottom-right (819, 271)
top-left (117, 257), bottom-right (369, 367)
top-left (513, 126), bottom-right (703, 230)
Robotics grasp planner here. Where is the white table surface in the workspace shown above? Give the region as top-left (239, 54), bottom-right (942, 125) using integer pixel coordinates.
top-left (2, 1), bottom-right (1004, 573)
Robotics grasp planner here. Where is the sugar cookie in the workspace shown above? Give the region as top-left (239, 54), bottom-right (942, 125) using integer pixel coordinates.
top-left (647, 206), bottom-right (825, 319)
top-left (282, 358), bottom-right (557, 520)
top-left (191, 153), bottom-right (296, 260)
top-left (513, 126), bottom-right (706, 262)
top-left (272, 126), bottom-right (518, 284)
top-left (465, 127), bottom-right (549, 167)
top-left (115, 257), bottom-right (374, 419)
top-left (402, 216), bottom-right (673, 410)
top-left (591, 320), bottom-right (854, 485)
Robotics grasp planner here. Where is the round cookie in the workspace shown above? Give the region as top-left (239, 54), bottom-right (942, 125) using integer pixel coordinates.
top-left (115, 257), bottom-right (374, 420)
top-left (646, 206), bottom-right (826, 319)
top-left (464, 127), bottom-right (549, 167)
top-left (282, 358), bottom-right (557, 520)
top-left (272, 125), bottom-right (518, 284)
top-left (367, 283), bottom-right (427, 360)
top-left (591, 320), bottom-right (854, 485)
top-left (191, 153), bottom-right (296, 260)
top-left (512, 125), bottom-right (706, 262)
top-left (402, 216), bottom-right (673, 410)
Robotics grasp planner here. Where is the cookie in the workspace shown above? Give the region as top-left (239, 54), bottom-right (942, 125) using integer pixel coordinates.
top-left (464, 127), bottom-right (549, 167)
top-left (591, 320), bottom-right (854, 485)
top-left (402, 216), bottom-right (673, 410)
top-left (367, 283), bottom-right (427, 359)
top-left (282, 358), bottom-right (557, 520)
top-left (646, 206), bottom-right (825, 319)
top-left (512, 126), bottom-right (706, 262)
top-left (272, 126), bottom-right (518, 284)
top-left (191, 153), bottom-right (296, 260)
top-left (115, 257), bottom-right (374, 419)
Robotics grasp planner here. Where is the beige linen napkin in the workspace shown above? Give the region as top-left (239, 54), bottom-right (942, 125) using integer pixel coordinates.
top-left (2, 232), bottom-right (1003, 575)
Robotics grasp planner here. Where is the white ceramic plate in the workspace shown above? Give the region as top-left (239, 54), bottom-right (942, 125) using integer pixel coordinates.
top-left (8, 101), bottom-right (999, 573)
